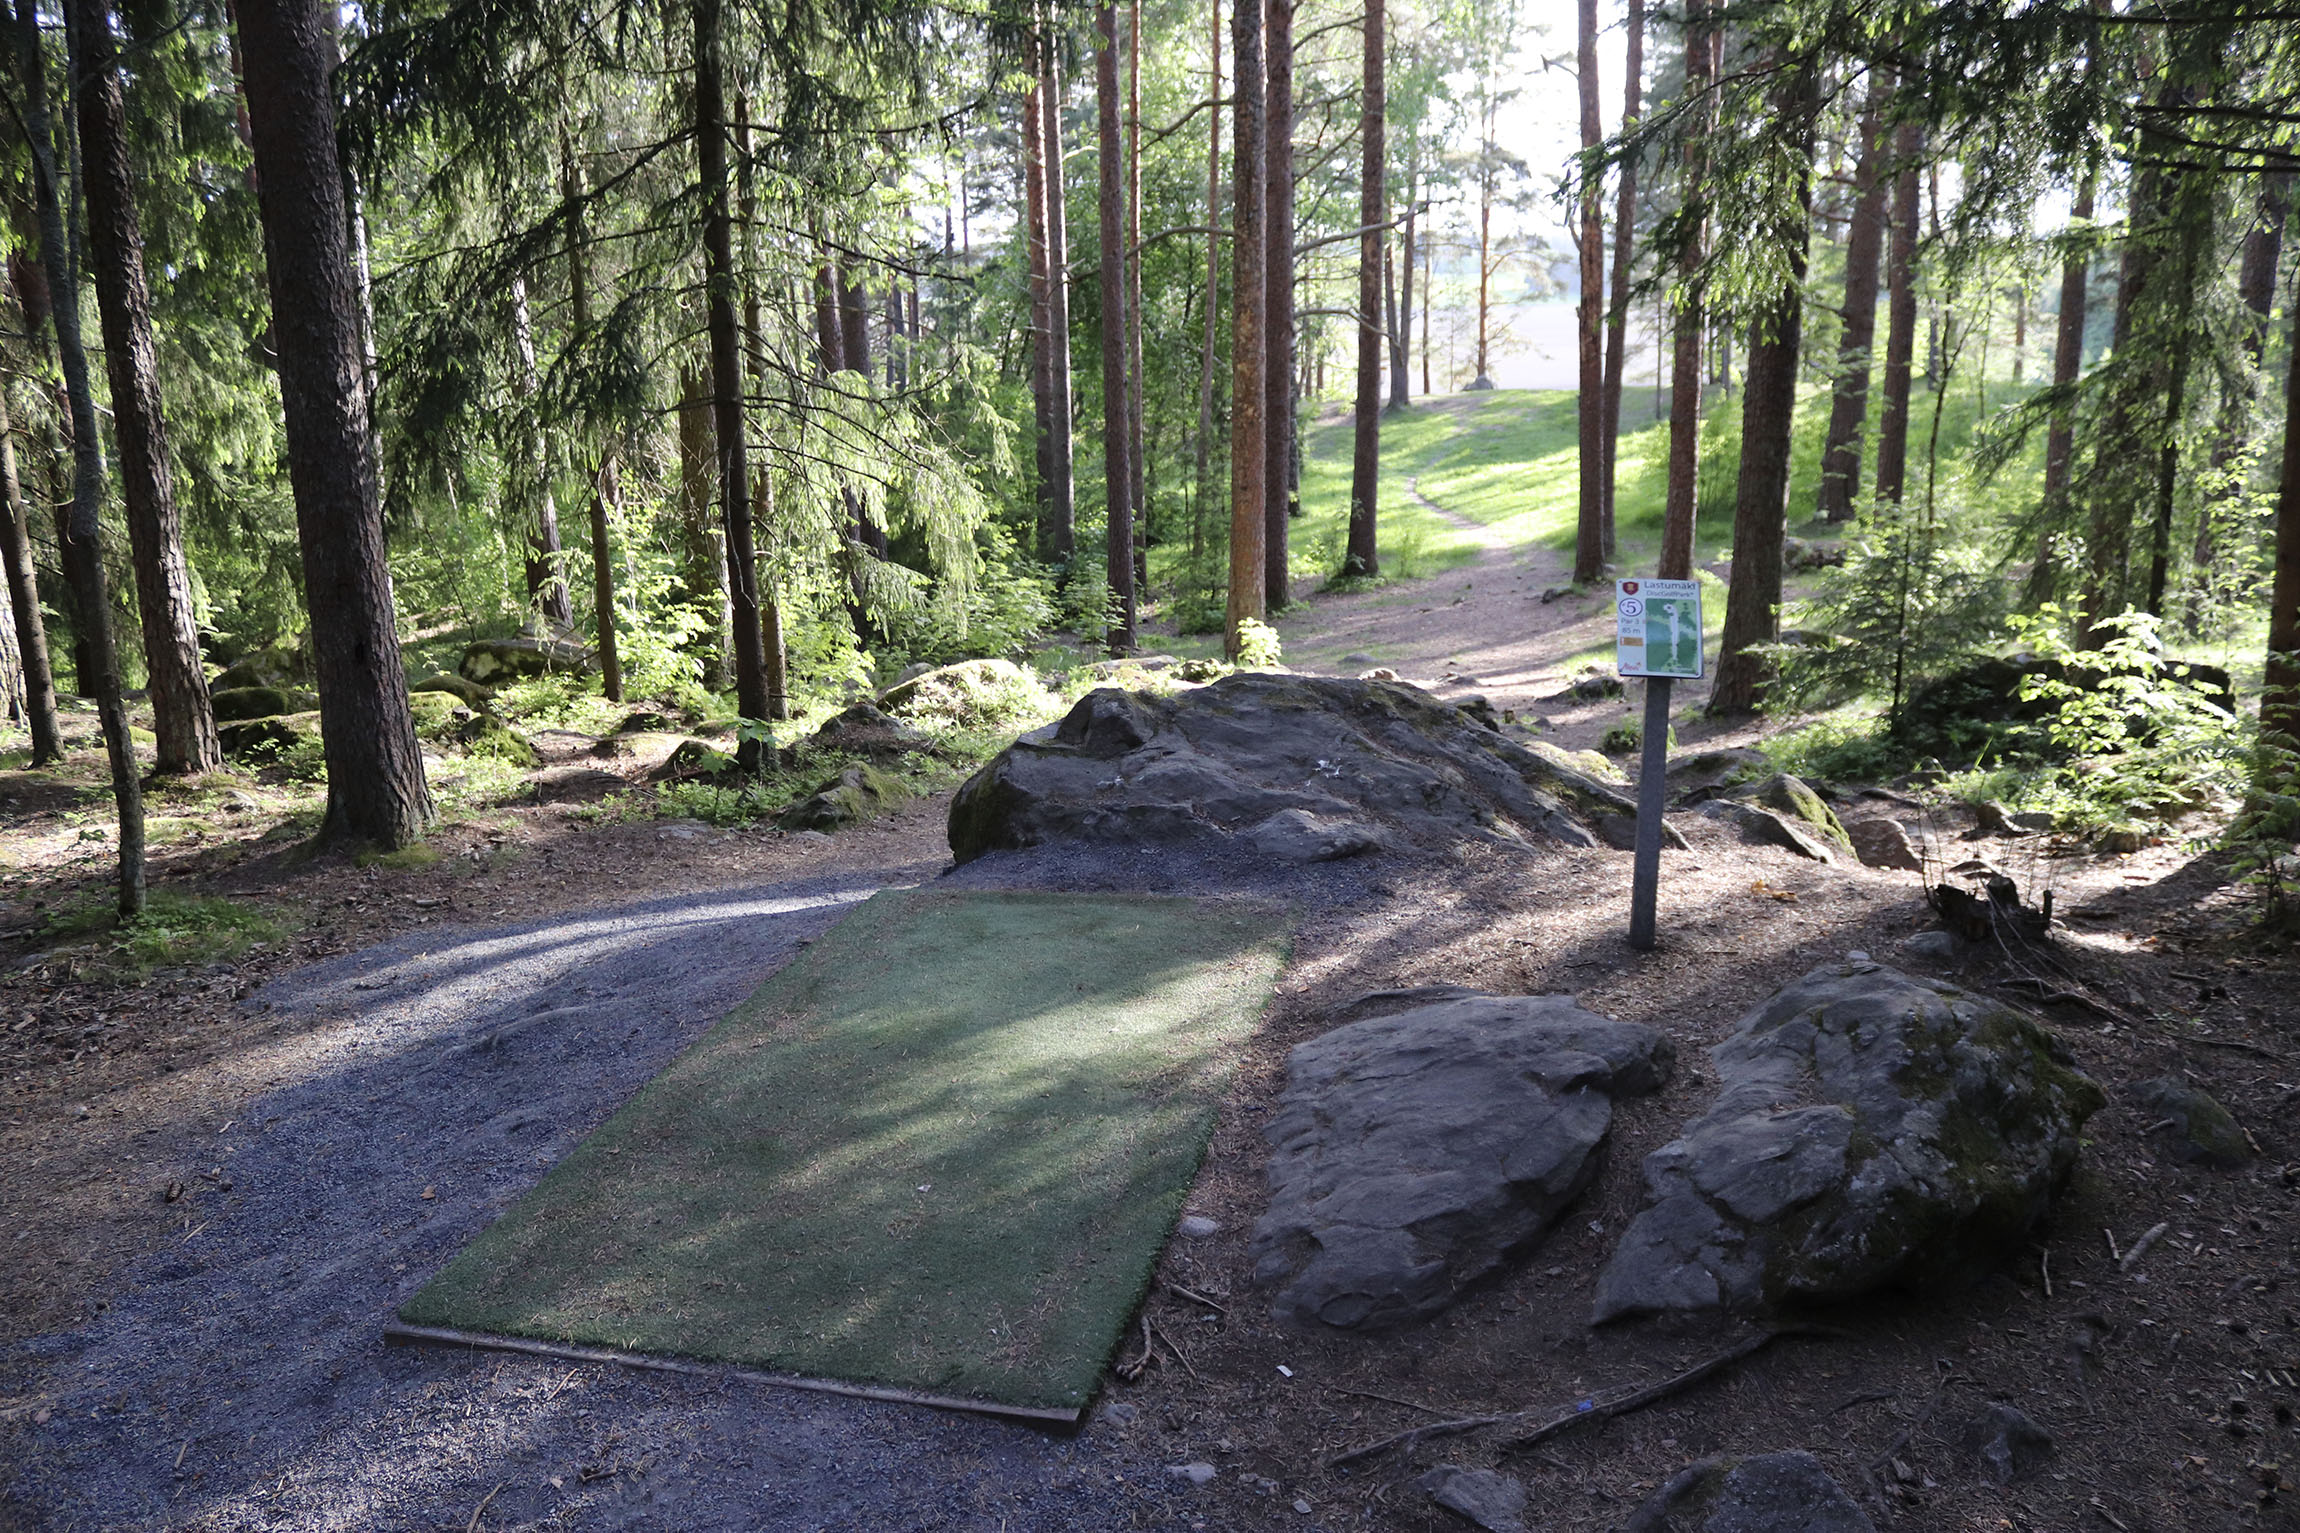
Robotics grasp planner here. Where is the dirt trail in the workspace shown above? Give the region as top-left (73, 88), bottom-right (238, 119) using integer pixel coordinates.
top-left (1273, 473), bottom-right (1704, 756)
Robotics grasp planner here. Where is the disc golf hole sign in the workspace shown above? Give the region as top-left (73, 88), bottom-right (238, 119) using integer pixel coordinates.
top-left (1615, 579), bottom-right (1703, 679)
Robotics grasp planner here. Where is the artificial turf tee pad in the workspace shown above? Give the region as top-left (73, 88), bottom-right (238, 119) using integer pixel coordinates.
top-left (398, 889), bottom-right (1287, 1414)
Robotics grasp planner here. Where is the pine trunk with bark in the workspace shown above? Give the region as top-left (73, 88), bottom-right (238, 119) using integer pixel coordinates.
top-left (1597, 0), bottom-right (1642, 558)
top-left (1096, 0), bottom-right (1135, 652)
top-left (2143, 172), bottom-right (2213, 617)
top-left (1344, 0), bottom-right (1382, 579)
top-left (1710, 64), bottom-right (1816, 716)
top-left (1226, 0), bottom-right (1266, 656)
top-left (1388, 165), bottom-right (1413, 411)
top-left (2081, 162), bottom-right (2163, 642)
top-left (1262, 0), bottom-right (1294, 610)
top-left (1021, 61), bottom-right (1063, 561)
top-left (1571, 0), bottom-right (1604, 584)
top-left (508, 276), bottom-right (573, 629)
top-left (71, 0), bottom-right (219, 776)
top-left (1127, 0), bottom-right (1147, 589)
top-left (1040, 25), bottom-right (1077, 564)
top-left (1871, 121), bottom-right (1923, 510)
top-left (1815, 73), bottom-right (1887, 523)
top-left (561, 125), bottom-right (622, 703)
top-left (1193, 0), bottom-right (1222, 568)
top-left (2032, 168), bottom-right (2096, 595)
top-left (733, 105), bottom-right (786, 719)
top-left (2268, 295), bottom-right (2300, 751)
top-left (1658, 0), bottom-right (1712, 581)
top-left (232, 0), bottom-right (435, 848)
top-left (0, 377), bottom-right (61, 763)
top-left (696, 0), bottom-right (768, 748)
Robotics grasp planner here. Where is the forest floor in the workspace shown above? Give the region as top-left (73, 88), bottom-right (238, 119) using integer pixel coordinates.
top-left (4, 393), bottom-right (2297, 1531)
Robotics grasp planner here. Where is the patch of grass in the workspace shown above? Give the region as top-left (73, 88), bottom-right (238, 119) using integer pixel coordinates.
top-left (401, 889), bottom-right (1289, 1412)
top-left (42, 891), bottom-right (292, 977)
top-left (358, 842), bottom-right (443, 870)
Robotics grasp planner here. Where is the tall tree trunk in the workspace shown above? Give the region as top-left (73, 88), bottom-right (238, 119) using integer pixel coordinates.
top-left (1096, 0), bottom-right (1135, 652)
top-left (1193, 0), bottom-right (1222, 576)
top-left (1571, 0), bottom-right (1604, 584)
top-left (2267, 294), bottom-right (2300, 752)
top-left (2032, 167), bottom-right (2096, 595)
top-left (1127, 0), bottom-right (1147, 590)
top-left (70, 0), bottom-right (218, 776)
top-left (1388, 162), bottom-right (1413, 410)
top-left (695, 0), bottom-right (768, 748)
top-left (1262, 0), bottom-right (1294, 610)
top-left (1871, 120), bottom-right (1923, 510)
top-left (0, 376), bottom-right (61, 763)
top-left (675, 366), bottom-right (730, 680)
top-left (1419, 218), bottom-right (1431, 396)
top-left (1472, 97), bottom-right (1494, 389)
top-left (561, 124), bottom-right (622, 703)
top-left (1658, 0), bottom-right (1713, 581)
top-left (1040, 20), bottom-right (1077, 564)
top-left (1711, 63), bottom-right (1816, 716)
top-left (1597, 0), bottom-right (1643, 559)
top-left (233, 0), bottom-right (436, 849)
top-left (1225, 0), bottom-right (1266, 656)
top-left (2143, 172), bottom-right (2212, 617)
top-left (2195, 171), bottom-right (2289, 595)
top-left (1022, 55), bottom-right (1062, 562)
top-left (1343, 0), bottom-right (1382, 578)
top-left (508, 276), bottom-right (573, 629)
top-left (2080, 161), bottom-right (2163, 644)
top-left (14, 3), bottom-right (143, 908)
top-left (1816, 72), bottom-right (1887, 523)
top-left (733, 104), bottom-right (786, 720)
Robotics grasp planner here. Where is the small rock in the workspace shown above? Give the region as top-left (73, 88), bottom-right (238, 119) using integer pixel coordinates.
top-left (1167, 1462), bottom-right (1217, 1486)
top-left (1243, 809), bottom-right (1382, 863)
top-left (1252, 994), bottom-right (1670, 1329)
top-left (1176, 1214), bottom-right (1221, 1239)
top-left (1698, 799), bottom-right (1835, 862)
top-left (1540, 585), bottom-right (1576, 604)
top-left (1901, 930), bottom-right (1960, 960)
top-left (1972, 800), bottom-right (2028, 836)
top-left (1414, 1465), bottom-right (1528, 1533)
top-left (1626, 1451), bottom-right (1873, 1533)
top-left (2011, 810), bottom-right (2055, 832)
top-left (2097, 826), bottom-right (2146, 853)
top-left (1293, 1498), bottom-right (1313, 1514)
top-left (1100, 1401), bottom-right (1139, 1425)
top-left (1342, 653), bottom-right (1381, 667)
top-left (1846, 817), bottom-right (1924, 872)
top-left (1594, 813), bottom-right (1690, 853)
top-left (1964, 1402), bottom-right (2054, 1484)
top-left (2131, 1077), bottom-right (2253, 1169)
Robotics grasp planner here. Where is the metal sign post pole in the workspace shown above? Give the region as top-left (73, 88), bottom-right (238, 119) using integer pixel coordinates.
top-left (1627, 675), bottom-right (1672, 951)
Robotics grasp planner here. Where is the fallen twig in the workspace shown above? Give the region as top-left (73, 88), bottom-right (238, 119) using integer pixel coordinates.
top-left (1326, 1326), bottom-right (1829, 1469)
top-left (1159, 1279), bottom-right (1227, 1314)
top-left (2104, 1227), bottom-right (2122, 1265)
top-left (1328, 1384), bottom-right (1451, 1418)
top-left (2119, 1221), bottom-right (2170, 1273)
top-left (2164, 1033), bottom-right (2284, 1062)
top-left (1115, 1315), bottom-right (1152, 1382)
top-left (465, 1482), bottom-right (505, 1533)
top-left (2091, 1496), bottom-right (2133, 1531)
top-left (1832, 1389), bottom-right (1897, 1413)
top-left (1867, 1368), bottom-right (1959, 1481)
top-left (2041, 1249), bottom-right (2053, 1300)
top-left (1147, 1318), bottom-right (1200, 1381)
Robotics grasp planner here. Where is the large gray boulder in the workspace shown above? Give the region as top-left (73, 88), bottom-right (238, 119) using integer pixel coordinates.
top-left (1250, 993), bottom-right (1671, 1330)
top-left (1625, 1452), bottom-right (1874, 1533)
top-left (948, 674), bottom-right (1638, 864)
top-left (1592, 961), bottom-right (2103, 1323)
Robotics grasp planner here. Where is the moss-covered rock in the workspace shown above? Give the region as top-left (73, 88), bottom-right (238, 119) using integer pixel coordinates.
top-left (219, 711), bottom-right (320, 760)
top-left (613, 709), bottom-right (680, 735)
top-left (457, 636), bottom-right (590, 684)
top-left (411, 671), bottom-right (494, 707)
top-left (1740, 772), bottom-right (1852, 853)
top-left (406, 690), bottom-right (468, 741)
top-left (212, 645), bottom-right (306, 692)
top-left (776, 763), bottom-right (912, 831)
top-left (876, 657), bottom-right (1048, 729)
top-left (950, 674), bottom-right (1641, 865)
top-left (655, 738), bottom-right (735, 779)
top-left (209, 685), bottom-right (314, 722)
top-left (1592, 960), bottom-right (2104, 1323)
top-left (2132, 1077), bottom-right (2252, 1169)
top-left (454, 713), bottom-right (540, 768)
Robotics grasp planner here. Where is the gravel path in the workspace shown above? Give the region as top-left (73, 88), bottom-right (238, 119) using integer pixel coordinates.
top-left (11, 858), bottom-right (1243, 1532)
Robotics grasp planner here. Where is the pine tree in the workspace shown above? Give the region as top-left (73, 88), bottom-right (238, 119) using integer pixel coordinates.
top-left (1344, 0), bottom-right (1382, 579)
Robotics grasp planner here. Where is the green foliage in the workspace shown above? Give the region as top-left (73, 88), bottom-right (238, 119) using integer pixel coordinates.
top-left (43, 893), bottom-right (291, 978)
top-left (1759, 712), bottom-right (1907, 785)
top-left (1233, 617), bottom-right (1284, 670)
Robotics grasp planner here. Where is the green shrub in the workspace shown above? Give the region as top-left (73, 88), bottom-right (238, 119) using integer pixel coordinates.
top-left (43, 892), bottom-right (291, 977)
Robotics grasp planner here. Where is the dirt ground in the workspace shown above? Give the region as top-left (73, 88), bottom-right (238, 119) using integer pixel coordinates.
top-left (4, 515), bottom-right (2296, 1531)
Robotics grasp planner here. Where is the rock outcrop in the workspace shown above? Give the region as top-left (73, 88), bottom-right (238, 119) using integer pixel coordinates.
top-left (948, 674), bottom-right (1638, 864)
top-left (1251, 992), bottom-right (1671, 1330)
top-left (2132, 1077), bottom-right (2252, 1169)
top-left (458, 636), bottom-right (591, 684)
top-left (1592, 961), bottom-right (2103, 1323)
top-left (777, 763), bottom-right (912, 831)
top-left (1625, 1452), bottom-right (1874, 1533)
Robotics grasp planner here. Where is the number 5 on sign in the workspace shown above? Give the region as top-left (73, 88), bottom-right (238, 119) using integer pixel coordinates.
top-left (1616, 579), bottom-right (1703, 680)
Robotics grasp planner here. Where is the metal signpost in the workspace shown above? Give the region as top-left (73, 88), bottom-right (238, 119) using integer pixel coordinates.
top-left (1615, 579), bottom-right (1703, 950)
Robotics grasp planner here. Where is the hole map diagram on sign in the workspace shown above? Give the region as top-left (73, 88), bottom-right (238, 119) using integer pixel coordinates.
top-left (1614, 578), bottom-right (1703, 679)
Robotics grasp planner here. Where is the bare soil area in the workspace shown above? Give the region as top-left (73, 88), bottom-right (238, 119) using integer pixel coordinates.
top-left (4, 536), bottom-right (2296, 1530)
